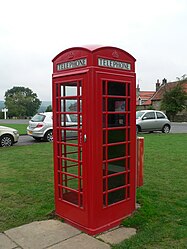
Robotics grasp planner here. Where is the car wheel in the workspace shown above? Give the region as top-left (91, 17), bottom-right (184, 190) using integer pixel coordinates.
top-left (162, 125), bottom-right (170, 133)
top-left (136, 125), bottom-right (140, 133)
top-left (0, 134), bottom-right (14, 147)
top-left (44, 130), bottom-right (53, 142)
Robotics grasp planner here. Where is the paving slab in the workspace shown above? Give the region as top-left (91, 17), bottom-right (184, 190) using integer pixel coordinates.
top-left (4, 220), bottom-right (81, 249)
top-left (0, 233), bottom-right (18, 249)
top-left (97, 226), bottom-right (136, 244)
top-left (2, 219), bottom-right (137, 249)
top-left (48, 233), bottom-right (111, 249)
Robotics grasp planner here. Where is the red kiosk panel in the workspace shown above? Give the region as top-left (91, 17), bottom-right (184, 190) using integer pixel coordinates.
top-left (52, 46), bottom-right (136, 234)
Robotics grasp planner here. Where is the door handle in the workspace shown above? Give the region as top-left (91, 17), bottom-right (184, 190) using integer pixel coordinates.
top-left (84, 134), bottom-right (87, 142)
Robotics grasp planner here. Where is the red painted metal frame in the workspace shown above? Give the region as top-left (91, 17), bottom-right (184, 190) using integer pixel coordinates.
top-left (52, 46), bottom-right (136, 235)
top-left (136, 137), bottom-right (144, 187)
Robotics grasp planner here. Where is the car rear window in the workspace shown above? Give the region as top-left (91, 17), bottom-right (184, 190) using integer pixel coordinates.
top-left (156, 112), bottom-right (165, 119)
top-left (31, 114), bottom-right (45, 122)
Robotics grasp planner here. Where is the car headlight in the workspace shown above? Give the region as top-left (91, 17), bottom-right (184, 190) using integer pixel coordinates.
top-left (13, 131), bottom-right (19, 135)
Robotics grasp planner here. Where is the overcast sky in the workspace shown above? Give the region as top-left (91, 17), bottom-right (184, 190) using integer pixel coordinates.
top-left (0, 0), bottom-right (187, 101)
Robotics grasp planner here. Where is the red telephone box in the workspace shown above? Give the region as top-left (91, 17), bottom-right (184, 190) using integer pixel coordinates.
top-left (52, 45), bottom-right (136, 235)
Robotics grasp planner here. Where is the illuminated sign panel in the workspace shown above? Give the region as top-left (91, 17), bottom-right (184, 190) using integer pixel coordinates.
top-left (98, 58), bottom-right (131, 70)
top-left (57, 57), bottom-right (131, 71)
top-left (57, 58), bottom-right (87, 71)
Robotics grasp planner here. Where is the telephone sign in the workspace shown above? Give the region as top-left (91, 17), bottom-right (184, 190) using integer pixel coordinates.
top-left (98, 58), bottom-right (131, 70)
top-left (57, 58), bottom-right (87, 71)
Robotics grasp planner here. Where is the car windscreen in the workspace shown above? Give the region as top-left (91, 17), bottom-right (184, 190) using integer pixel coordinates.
top-left (136, 111), bottom-right (145, 119)
top-left (31, 114), bottom-right (45, 122)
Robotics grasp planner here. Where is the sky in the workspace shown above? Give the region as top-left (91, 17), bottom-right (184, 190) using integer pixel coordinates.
top-left (0, 0), bottom-right (187, 101)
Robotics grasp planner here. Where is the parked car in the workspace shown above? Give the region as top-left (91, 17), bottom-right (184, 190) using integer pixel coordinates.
top-left (0, 126), bottom-right (19, 147)
top-left (27, 112), bottom-right (78, 142)
top-left (136, 110), bottom-right (171, 133)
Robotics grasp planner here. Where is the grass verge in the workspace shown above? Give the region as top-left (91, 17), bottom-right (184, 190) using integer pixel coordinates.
top-left (114, 133), bottom-right (187, 249)
top-left (0, 134), bottom-right (186, 248)
top-left (0, 143), bottom-right (54, 231)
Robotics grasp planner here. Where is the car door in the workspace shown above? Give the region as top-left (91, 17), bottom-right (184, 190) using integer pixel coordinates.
top-left (155, 111), bottom-right (167, 130)
top-left (141, 111), bottom-right (157, 131)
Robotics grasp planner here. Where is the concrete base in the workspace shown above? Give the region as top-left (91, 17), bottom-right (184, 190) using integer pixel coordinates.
top-left (97, 226), bottom-right (137, 244)
top-left (0, 220), bottom-right (137, 249)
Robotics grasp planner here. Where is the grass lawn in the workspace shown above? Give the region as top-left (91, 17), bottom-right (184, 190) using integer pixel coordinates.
top-left (0, 123), bottom-right (28, 135)
top-left (116, 133), bottom-right (187, 249)
top-left (0, 134), bottom-right (187, 248)
top-left (0, 143), bottom-right (54, 232)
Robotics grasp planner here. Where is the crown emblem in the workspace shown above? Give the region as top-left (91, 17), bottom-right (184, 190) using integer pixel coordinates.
top-left (67, 52), bottom-right (74, 59)
top-left (112, 50), bottom-right (119, 58)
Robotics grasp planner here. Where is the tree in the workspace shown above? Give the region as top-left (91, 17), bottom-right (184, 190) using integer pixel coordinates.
top-left (45, 105), bottom-right (52, 112)
top-left (4, 86), bottom-right (41, 118)
top-left (176, 74), bottom-right (187, 81)
top-left (161, 82), bottom-right (187, 121)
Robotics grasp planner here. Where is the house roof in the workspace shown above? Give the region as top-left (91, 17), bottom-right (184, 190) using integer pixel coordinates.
top-left (136, 91), bottom-right (155, 105)
top-left (138, 91), bottom-right (155, 100)
top-left (141, 99), bottom-right (152, 105)
top-left (151, 80), bottom-right (187, 101)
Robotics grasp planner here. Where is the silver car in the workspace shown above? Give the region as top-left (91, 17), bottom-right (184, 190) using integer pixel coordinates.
top-left (136, 110), bottom-right (171, 133)
top-left (27, 112), bottom-right (53, 142)
top-left (27, 112), bottom-right (78, 142)
top-left (0, 126), bottom-right (19, 147)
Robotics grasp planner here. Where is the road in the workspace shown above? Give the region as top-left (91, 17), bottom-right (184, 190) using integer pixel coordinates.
top-left (170, 122), bottom-right (187, 133)
top-left (16, 135), bottom-right (43, 146)
top-left (1, 119), bottom-right (187, 132)
top-left (0, 119), bottom-right (29, 124)
top-left (13, 122), bottom-right (186, 146)
top-left (1, 119), bottom-right (186, 146)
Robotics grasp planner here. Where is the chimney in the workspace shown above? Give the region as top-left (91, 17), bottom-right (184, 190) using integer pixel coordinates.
top-left (162, 78), bottom-right (167, 85)
top-left (156, 79), bottom-right (160, 91)
top-left (136, 83), bottom-right (140, 96)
